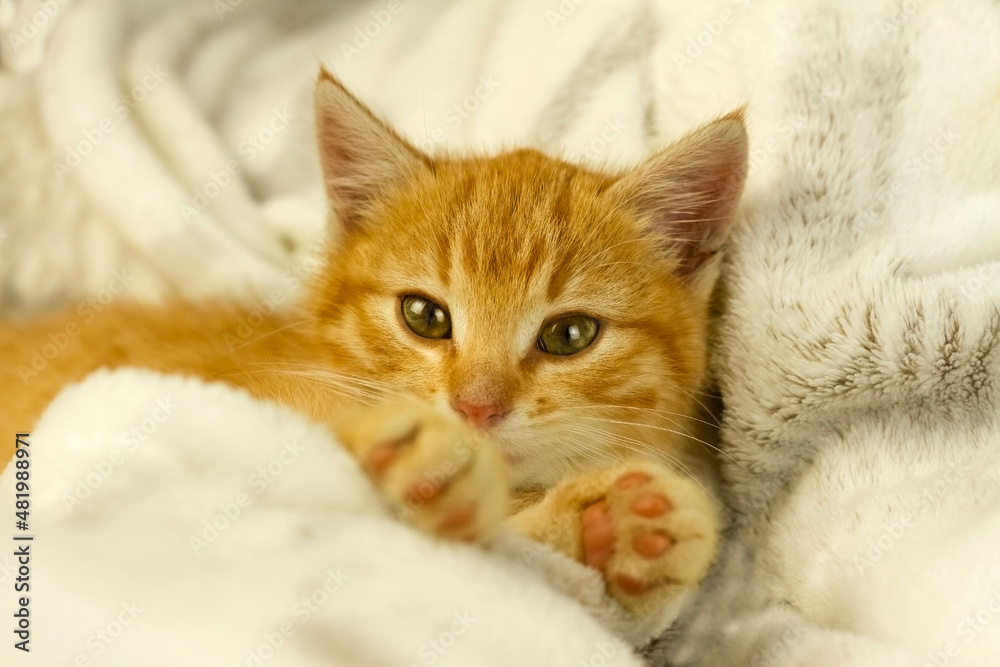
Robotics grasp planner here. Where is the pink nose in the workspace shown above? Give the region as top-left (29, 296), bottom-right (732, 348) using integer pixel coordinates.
top-left (452, 400), bottom-right (507, 429)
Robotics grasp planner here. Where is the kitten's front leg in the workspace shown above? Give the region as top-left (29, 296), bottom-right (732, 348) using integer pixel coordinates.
top-left (508, 461), bottom-right (719, 616)
top-left (334, 398), bottom-right (509, 541)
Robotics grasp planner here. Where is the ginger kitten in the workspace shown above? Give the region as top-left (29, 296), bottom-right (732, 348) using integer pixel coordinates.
top-left (0, 70), bottom-right (747, 616)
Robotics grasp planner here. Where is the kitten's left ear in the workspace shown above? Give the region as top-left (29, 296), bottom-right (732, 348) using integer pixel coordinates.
top-left (315, 68), bottom-right (432, 233)
top-left (608, 109), bottom-right (748, 294)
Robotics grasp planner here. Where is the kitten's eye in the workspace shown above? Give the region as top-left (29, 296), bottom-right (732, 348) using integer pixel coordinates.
top-left (537, 315), bottom-right (599, 355)
top-left (401, 295), bottom-right (452, 339)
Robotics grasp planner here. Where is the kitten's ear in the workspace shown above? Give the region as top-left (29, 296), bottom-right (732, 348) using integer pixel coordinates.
top-left (609, 109), bottom-right (748, 292)
top-left (314, 69), bottom-right (431, 232)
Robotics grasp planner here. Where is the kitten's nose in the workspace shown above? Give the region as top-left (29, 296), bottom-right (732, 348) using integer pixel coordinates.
top-left (452, 399), bottom-right (507, 429)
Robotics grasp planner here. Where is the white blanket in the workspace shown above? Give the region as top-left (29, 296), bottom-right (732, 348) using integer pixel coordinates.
top-left (0, 0), bottom-right (729, 311)
top-left (5, 0), bottom-right (1000, 665)
top-left (650, 1), bottom-right (1000, 665)
top-left (0, 368), bottom-right (658, 665)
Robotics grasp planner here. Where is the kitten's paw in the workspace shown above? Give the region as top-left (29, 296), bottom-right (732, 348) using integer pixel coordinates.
top-left (580, 463), bottom-right (718, 615)
top-left (336, 399), bottom-right (508, 542)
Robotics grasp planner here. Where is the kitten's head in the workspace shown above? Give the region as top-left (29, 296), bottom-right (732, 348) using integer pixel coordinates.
top-left (308, 70), bottom-right (747, 489)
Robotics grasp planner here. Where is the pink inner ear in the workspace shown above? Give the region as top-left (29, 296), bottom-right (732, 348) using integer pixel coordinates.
top-left (317, 130), bottom-right (367, 229)
top-left (629, 113), bottom-right (748, 279)
top-left (641, 163), bottom-right (746, 278)
top-left (314, 71), bottom-right (430, 233)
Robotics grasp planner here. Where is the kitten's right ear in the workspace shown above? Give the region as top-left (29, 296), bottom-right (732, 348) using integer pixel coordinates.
top-left (606, 109), bottom-right (748, 299)
top-left (315, 69), bottom-right (431, 232)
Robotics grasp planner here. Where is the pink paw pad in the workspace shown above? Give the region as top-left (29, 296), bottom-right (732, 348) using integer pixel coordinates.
top-left (364, 426), bottom-right (419, 476)
top-left (633, 532), bottom-right (673, 559)
top-left (615, 471), bottom-right (652, 490)
top-left (366, 443), bottom-right (397, 474)
top-left (438, 505), bottom-right (474, 532)
top-left (580, 469), bottom-right (678, 597)
top-left (582, 500), bottom-right (615, 570)
top-left (631, 492), bottom-right (671, 517)
top-left (615, 574), bottom-right (649, 596)
top-left (406, 479), bottom-right (443, 506)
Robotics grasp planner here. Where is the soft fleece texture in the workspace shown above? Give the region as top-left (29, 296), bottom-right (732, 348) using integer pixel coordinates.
top-left (4, 0), bottom-right (1000, 665)
top-left (653, 2), bottom-right (1000, 665)
top-left (0, 0), bottom-right (742, 312)
top-left (0, 368), bottom-right (655, 666)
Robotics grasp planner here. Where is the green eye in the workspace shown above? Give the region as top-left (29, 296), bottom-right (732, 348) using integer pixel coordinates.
top-left (537, 315), bottom-right (599, 355)
top-left (401, 295), bottom-right (452, 339)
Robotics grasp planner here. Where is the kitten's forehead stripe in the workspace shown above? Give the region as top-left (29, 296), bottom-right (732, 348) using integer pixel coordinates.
top-left (435, 231), bottom-right (451, 288)
top-left (447, 173), bottom-right (476, 220)
top-left (524, 238), bottom-right (545, 285)
top-left (546, 249), bottom-right (572, 302)
top-left (550, 170), bottom-right (574, 225)
top-left (462, 227), bottom-right (480, 274)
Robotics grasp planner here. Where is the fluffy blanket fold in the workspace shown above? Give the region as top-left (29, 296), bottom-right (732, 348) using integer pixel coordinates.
top-left (0, 368), bottom-right (657, 665)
